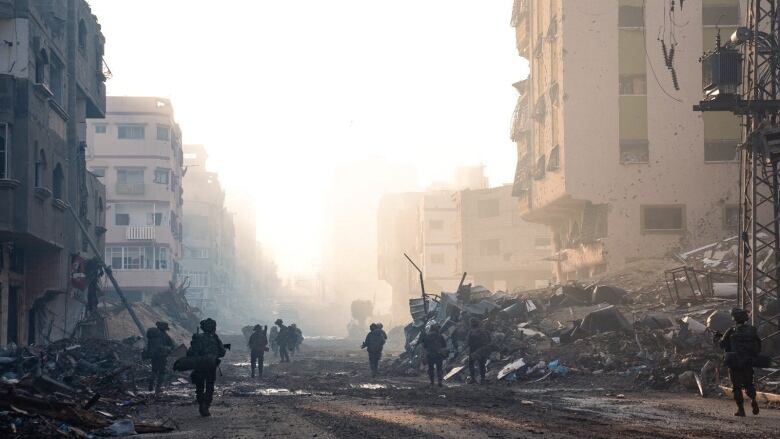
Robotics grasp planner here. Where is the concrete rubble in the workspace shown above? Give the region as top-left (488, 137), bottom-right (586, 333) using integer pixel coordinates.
top-left (387, 238), bottom-right (779, 398)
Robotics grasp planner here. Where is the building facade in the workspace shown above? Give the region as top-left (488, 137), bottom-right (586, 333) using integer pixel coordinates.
top-left (0, 0), bottom-right (107, 346)
top-left (511, 0), bottom-right (741, 280)
top-left (456, 185), bottom-right (552, 292)
top-left (86, 97), bottom-right (184, 302)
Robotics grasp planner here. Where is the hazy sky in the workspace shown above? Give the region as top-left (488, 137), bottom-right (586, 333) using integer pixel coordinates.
top-left (88, 0), bottom-right (529, 275)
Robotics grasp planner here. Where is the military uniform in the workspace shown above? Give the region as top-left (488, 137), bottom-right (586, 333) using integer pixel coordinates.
top-left (715, 308), bottom-right (762, 417)
top-left (362, 324), bottom-right (386, 377)
top-left (421, 325), bottom-right (447, 387)
top-left (145, 322), bottom-right (175, 395)
top-left (248, 325), bottom-right (268, 378)
top-left (187, 318), bottom-right (227, 417)
top-left (467, 321), bottom-right (491, 384)
top-left (275, 319), bottom-right (291, 363)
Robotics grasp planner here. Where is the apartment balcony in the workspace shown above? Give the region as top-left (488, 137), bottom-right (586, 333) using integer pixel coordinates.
top-left (115, 182), bottom-right (145, 195)
top-left (126, 226), bottom-right (155, 240)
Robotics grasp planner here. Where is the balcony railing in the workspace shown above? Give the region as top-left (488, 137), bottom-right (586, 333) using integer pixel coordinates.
top-left (126, 226), bottom-right (155, 240)
top-left (116, 182), bottom-right (145, 195)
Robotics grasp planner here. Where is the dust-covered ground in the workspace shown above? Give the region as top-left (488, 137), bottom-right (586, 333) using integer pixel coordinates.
top-left (128, 341), bottom-right (780, 439)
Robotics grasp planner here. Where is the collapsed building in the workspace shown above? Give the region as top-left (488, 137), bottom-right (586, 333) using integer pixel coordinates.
top-left (0, 0), bottom-right (107, 346)
top-left (510, 0), bottom-right (741, 280)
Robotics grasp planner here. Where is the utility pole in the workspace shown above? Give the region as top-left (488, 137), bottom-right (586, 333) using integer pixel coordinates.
top-left (694, 1), bottom-right (780, 365)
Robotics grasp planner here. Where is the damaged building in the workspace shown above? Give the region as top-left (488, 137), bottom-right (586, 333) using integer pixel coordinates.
top-left (86, 97), bottom-right (185, 303)
top-left (0, 0), bottom-right (107, 345)
top-left (510, 0), bottom-right (741, 280)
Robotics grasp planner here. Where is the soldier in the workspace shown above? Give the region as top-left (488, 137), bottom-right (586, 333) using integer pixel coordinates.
top-left (275, 319), bottom-right (291, 363)
top-left (248, 325), bottom-right (269, 378)
top-left (376, 322), bottom-right (388, 343)
top-left (421, 324), bottom-right (448, 387)
top-left (361, 323), bottom-right (386, 377)
top-left (714, 308), bottom-right (762, 417)
top-left (144, 321), bottom-right (175, 395)
top-left (467, 319), bottom-right (491, 384)
top-left (290, 323), bottom-right (303, 354)
top-left (269, 325), bottom-right (279, 357)
top-left (186, 318), bottom-right (227, 417)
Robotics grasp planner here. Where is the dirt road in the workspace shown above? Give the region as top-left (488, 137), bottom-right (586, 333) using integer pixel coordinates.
top-left (130, 344), bottom-right (780, 438)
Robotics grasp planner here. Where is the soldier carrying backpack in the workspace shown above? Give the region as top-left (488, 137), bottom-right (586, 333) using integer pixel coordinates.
top-left (714, 308), bottom-right (763, 417)
top-left (144, 321), bottom-right (175, 396)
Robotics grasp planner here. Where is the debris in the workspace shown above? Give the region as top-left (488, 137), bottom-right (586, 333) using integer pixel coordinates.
top-left (497, 358), bottom-right (525, 380)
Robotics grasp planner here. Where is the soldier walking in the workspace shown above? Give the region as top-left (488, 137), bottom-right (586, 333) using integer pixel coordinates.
top-left (361, 323), bottom-right (386, 377)
top-left (714, 308), bottom-right (763, 417)
top-left (144, 321), bottom-right (175, 396)
top-left (275, 319), bottom-right (291, 363)
top-left (467, 319), bottom-right (491, 384)
top-left (248, 325), bottom-right (269, 378)
top-left (269, 325), bottom-right (279, 357)
top-left (186, 318), bottom-right (227, 417)
top-left (421, 324), bottom-right (448, 387)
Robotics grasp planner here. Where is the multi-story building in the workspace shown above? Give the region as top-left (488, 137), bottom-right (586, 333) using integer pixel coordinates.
top-left (0, 0), bottom-right (107, 345)
top-left (180, 144), bottom-right (225, 313)
top-left (377, 192), bottom-right (423, 321)
top-left (420, 190), bottom-right (462, 293)
top-left (510, 0), bottom-right (741, 280)
top-left (86, 97), bottom-right (184, 302)
top-left (456, 184), bottom-right (552, 292)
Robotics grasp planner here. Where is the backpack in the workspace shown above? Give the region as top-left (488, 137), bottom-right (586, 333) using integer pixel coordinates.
top-left (729, 324), bottom-right (760, 357)
top-left (145, 327), bottom-right (169, 358)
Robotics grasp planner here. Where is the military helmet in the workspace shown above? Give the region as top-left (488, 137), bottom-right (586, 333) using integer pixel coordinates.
top-left (430, 324), bottom-right (441, 332)
top-left (275, 318), bottom-right (283, 325)
top-left (731, 308), bottom-right (749, 323)
top-left (156, 321), bottom-right (169, 331)
top-left (200, 318), bottom-right (217, 333)
top-left (254, 324), bottom-right (262, 331)
top-left (290, 323), bottom-right (297, 328)
top-left (377, 323), bottom-right (383, 329)
top-left (369, 323), bottom-right (377, 331)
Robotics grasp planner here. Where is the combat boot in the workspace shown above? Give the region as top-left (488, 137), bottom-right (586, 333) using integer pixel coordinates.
top-left (251, 368), bottom-right (255, 378)
top-left (751, 399), bottom-right (760, 415)
top-left (735, 402), bottom-right (746, 417)
top-left (199, 401), bottom-right (210, 417)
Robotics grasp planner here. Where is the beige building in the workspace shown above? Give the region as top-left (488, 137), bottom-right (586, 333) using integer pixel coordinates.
top-left (511, 0), bottom-right (741, 280)
top-left (87, 97), bottom-right (185, 302)
top-left (456, 185), bottom-right (552, 292)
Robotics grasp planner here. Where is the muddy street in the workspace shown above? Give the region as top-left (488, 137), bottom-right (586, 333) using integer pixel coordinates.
top-left (125, 342), bottom-right (780, 439)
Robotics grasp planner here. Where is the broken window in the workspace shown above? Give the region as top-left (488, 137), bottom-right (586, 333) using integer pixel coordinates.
top-left (477, 199), bottom-right (500, 218)
top-left (184, 270), bottom-right (209, 287)
top-left (49, 56), bottom-right (64, 107)
top-left (642, 205), bottom-right (685, 232)
top-left (154, 168), bottom-right (170, 184)
top-left (620, 139), bottom-right (649, 164)
top-left (155, 247), bottom-right (169, 270)
top-left (479, 239), bottom-right (501, 257)
top-left (35, 49), bottom-right (48, 85)
top-left (533, 155), bottom-right (546, 180)
top-left (430, 253), bottom-right (445, 265)
top-left (704, 112), bottom-right (740, 162)
top-left (619, 0), bottom-right (644, 28)
top-left (724, 205), bottom-right (740, 230)
top-left (0, 123), bottom-right (7, 179)
top-left (547, 145), bottom-right (560, 170)
top-left (35, 148), bottom-right (46, 187)
top-left (78, 19), bottom-right (87, 50)
top-left (118, 125), bottom-right (145, 140)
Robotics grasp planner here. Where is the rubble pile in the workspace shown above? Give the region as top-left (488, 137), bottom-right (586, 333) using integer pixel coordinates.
top-left (387, 239), bottom-right (779, 396)
top-left (0, 338), bottom-right (173, 437)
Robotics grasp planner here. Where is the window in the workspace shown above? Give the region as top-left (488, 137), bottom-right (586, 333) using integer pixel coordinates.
top-left (619, 74), bottom-right (647, 95)
top-left (52, 163), bottom-right (64, 199)
top-left (117, 125), bottom-right (145, 140)
top-left (107, 247), bottom-right (123, 270)
top-left (618, 0), bottom-right (644, 28)
top-left (0, 123), bottom-right (8, 179)
top-left (188, 247), bottom-right (210, 259)
top-left (115, 213), bottom-right (130, 226)
top-left (641, 205), bottom-right (685, 232)
top-left (703, 0), bottom-right (739, 26)
top-left (155, 247), bottom-right (169, 270)
top-left (94, 124), bottom-right (107, 134)
top-left (50, 56), bottom-right (64, 107)
top-left (154, 168), bottom-right (169, 184)
top-left (184, 215), bottom-right (209, 238)
top-left (156, 125), bottom-right (170, 141)
top-left (534, 236), bottom-right (552, 248)
top-left (184, 271), bottom-right (210, 287)
top-left (35, 49), bottom-right (48, 85)
top-left (90, 167), bottom-right (106, 177)
top-left (78, 20), bottom-right (87, 50)
top-left (116, 168), bottom-right (144, 194)
top-left (35, 148), bottom-right (46, 187)
top-left (479, 239), bottom-right (501, 257)
top-left (478, 199), bottom-right (500, 218)
top-left (704, 112), bottom-right (740, 162)
top-left (429, 220), bottom-right (444, 230)
top-left (547, 145), bottom-right (560, 171)
top-left (724, 205), bottom-right (739, 230)
top-left (146, 212), bottom-right (163, 226)
top-left (430, 253), bottom-right (445, 265)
